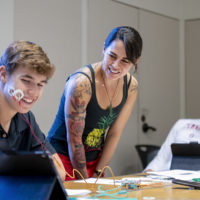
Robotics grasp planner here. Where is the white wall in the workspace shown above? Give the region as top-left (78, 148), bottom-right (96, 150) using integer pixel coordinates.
top-left (0, 0), bottom-right (14, 54)
top-left (13, 0), bottom-right (82, 134)
top-left (181, 0), bottom-right (200, 19)
top-left (114, 1), bottom-right (200, 118)
top-left (115, 0), bottom-right (180, 19)
top-left (116, 0), bottom-right (200, 20)
top-left (1, 0), bottom-right (199, 57)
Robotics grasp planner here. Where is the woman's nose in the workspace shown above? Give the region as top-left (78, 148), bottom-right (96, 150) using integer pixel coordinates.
top-left (112, 59), bottom-right (120, 68)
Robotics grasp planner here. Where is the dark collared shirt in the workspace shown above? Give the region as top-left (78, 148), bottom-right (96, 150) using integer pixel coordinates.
top-left (0, 111), bottom-right (55, 153)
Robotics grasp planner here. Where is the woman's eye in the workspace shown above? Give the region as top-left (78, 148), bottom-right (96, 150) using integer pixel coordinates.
top-left (122, 59), bottom-right (130, 64)
top-left (37, 84), bottom-right (44, 88)
top-left (109, 53), bottom-right (116, 59)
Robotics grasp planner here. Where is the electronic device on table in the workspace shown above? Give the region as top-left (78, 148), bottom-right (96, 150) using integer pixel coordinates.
top-left (0, 150), bottom-right (68, 200)
top-left (171, 143), bottom-right (200, 170)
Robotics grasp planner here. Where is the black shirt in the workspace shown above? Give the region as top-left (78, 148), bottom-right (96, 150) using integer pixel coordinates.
top-left (0, 111), bottom-right (55, 153)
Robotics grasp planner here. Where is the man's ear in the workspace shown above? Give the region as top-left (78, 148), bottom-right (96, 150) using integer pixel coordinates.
top-left (0, 65), bottom-right (8, 83)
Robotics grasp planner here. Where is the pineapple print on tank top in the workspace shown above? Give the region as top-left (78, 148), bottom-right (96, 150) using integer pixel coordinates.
top-left (85, 69), bottom-right (120, 148)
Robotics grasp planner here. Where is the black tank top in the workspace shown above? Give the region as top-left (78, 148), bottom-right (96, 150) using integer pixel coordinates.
top-left (48, 64), bottom-right (132, 162)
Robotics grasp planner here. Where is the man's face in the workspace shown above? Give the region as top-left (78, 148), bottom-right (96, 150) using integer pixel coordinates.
top-left (4, 66), bottom-right (47, 113)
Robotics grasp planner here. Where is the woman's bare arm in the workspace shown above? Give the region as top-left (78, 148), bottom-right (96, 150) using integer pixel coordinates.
top-left (64, 74), bottom-right (91, 179)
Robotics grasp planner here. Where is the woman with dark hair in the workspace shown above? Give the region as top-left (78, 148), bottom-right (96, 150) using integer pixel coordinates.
top-left (48, 26), bottom-right (143, 180)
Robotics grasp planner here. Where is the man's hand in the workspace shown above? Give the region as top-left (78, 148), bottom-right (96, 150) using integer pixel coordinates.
top-left (52, 153), bottom-right (66, 182)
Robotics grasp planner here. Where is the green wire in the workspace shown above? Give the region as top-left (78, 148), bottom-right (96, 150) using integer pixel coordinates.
top-left (90, 184), bottom-right (129, 199)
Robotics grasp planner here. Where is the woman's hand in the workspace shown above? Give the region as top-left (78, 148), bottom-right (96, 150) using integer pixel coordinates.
top-left (92, 173), bottom-right (98, 178)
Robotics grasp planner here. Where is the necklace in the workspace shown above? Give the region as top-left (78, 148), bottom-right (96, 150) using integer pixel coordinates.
top-left (101, 69), bottom-right (120, 109)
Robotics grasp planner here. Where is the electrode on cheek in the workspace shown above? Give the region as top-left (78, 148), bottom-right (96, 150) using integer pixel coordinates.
top-left (8, 86), bottom-right (15, 97)
top-left (8, 86), bottom-right (24, 102)
top-left (14, 89), bottom-right (24, 101)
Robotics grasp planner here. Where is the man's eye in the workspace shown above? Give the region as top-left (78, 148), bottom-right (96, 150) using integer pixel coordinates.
top-left (21, 79), bottom-right (30, 83)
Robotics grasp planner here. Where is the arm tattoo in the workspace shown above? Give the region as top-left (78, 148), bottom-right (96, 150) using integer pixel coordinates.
top-left (70, 97), bottom-right (86, 115)
top-left (74, 143), bottom-right (86, 168)
top-left (72, 74), bottom-right (92, 96)
top-left (69, 120), bottom-right (84, 136)
top-left (67, 97), bottom-right (86, 121)
top-left (130, 77), bottom-right (138, 93)
top-left (67, 114), bottom-right (85, 121)
top-left (66, 74), bottom-right (92, 170)
top-left (68, 120), bottom-right (86, 169)
top-left (130, 84), bottom-right (138, 93)
top-left (66, 75), bottom-right (91, 120)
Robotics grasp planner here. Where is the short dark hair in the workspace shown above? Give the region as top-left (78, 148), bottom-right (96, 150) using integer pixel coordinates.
top-left (105, 26), bottom-right (143, 66)
top-left (0, 40), bottom-right (55, 80)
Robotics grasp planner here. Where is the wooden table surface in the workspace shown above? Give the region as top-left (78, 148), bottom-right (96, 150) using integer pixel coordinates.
top-left (64, 174), bottom-right (200, 200)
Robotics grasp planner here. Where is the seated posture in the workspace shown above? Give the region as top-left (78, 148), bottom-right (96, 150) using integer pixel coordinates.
top-left (145, 119), bottom-right (200, 171)
top-left (0, 41), bottom-right (65, 181)
top-left (48, 26), bottom-right (143, 180)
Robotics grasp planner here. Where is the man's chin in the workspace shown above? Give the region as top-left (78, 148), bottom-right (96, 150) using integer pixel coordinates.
top-left (18, 106), bottom-right (32, 114)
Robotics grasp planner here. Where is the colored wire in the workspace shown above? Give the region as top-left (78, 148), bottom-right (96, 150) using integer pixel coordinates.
top-left (20, 114), bottom-right (46, 151)
top-left (94, 165), bottom-right (116, 185)
top-left (20, 113), bottom-right (117, 185)
top-left (20, 115), bottom-right (167, 193)
top-left (91, 184), bottom-right (128, 199)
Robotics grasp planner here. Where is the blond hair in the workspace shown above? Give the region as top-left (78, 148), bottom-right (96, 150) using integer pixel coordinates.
top-left (0, 40), bottom-right (55, 80)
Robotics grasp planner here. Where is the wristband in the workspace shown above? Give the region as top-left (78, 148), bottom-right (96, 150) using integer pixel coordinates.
top-left (94, 169), bottom-right (102, 176)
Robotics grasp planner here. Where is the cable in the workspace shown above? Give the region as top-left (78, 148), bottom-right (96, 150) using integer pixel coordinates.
top-left (91, 184), bottom-right (128, 199)
top-left (19, 115), bottom-right (168, 198)
top-left (94, 166), bottom-right (116, 185)
top-left (20, 113), bottom-right (117, 185)
top-left (21, 114), bottom-right (46, 151)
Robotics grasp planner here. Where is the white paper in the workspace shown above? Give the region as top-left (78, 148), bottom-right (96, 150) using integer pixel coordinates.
top-left (121, 177), bottom-right (171, 184)
top-left (74, 178), bottom-right (121, 185)
top-left (65, 189), bottom-right (92, 196)
top-left (147, 169), bottom-right (200, 180)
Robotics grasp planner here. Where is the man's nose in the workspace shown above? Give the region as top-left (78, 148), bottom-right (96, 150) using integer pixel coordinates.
top-left (27, 84), bottom-right (39, 95)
